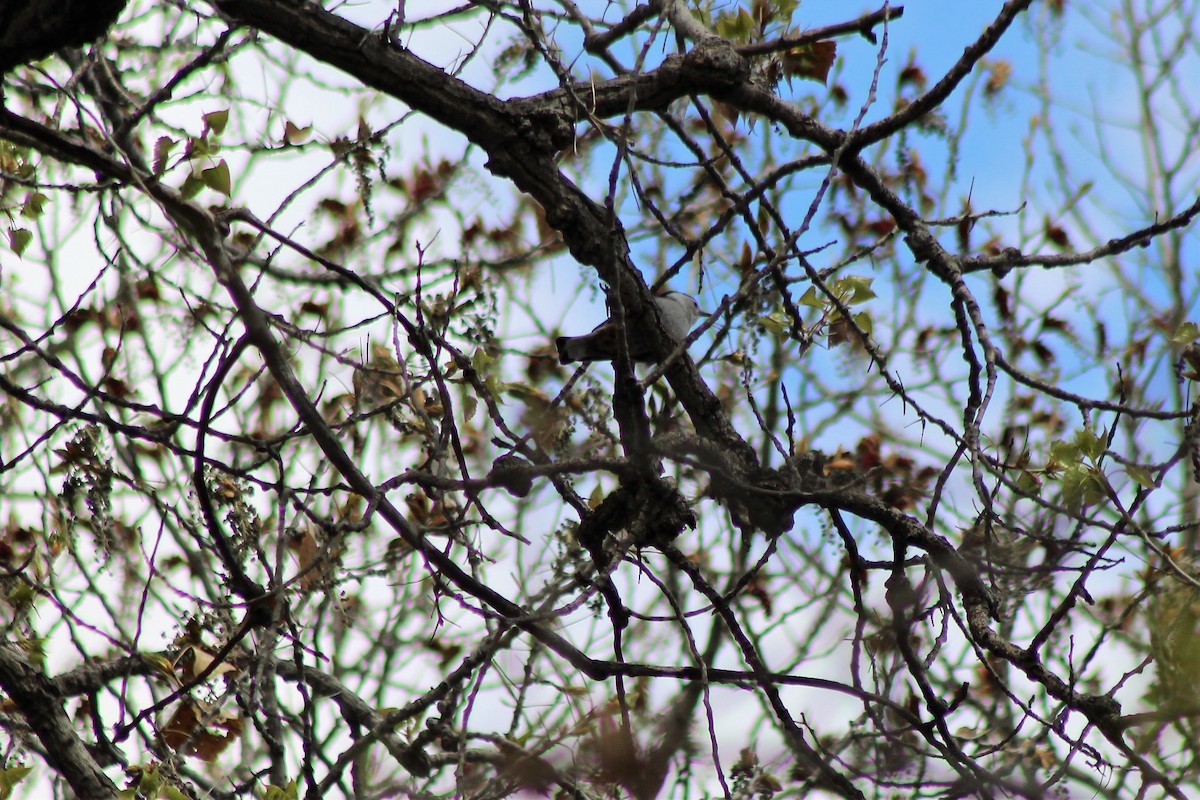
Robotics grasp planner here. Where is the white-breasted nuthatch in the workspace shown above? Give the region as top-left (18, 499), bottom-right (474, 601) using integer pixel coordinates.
top-left (555, 290), bottom-right (706, 364)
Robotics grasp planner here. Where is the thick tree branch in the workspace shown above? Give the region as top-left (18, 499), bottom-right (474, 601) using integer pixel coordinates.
top-left (212, 0), bottom-right (766, 509)
top-left (0, 645), bottom-right (119, 800)
top-left (0, 0), bottom-right (128, 72)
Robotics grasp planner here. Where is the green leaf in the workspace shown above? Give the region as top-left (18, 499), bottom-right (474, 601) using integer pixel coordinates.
top-left (841, 275), bottom-right (877, 303)
top-left (1060, 465), bottom-right (1087, 509)
top-left (1172, 321), bottom-right (1200, 345)
top-left (1062, 464), bottom-right (1105, 510)
top-left (263, 786), bottom-right (287, 800)
top-left (188, 136), bottom-right (217, 159)
top-left (1126, 464), bottom-right (1156, 490)
top-left (180, 173), bottom-right (205, 199)
top-left (715, 7), bottom-right (755, 42)
top-left (0, 764), bottom-right (33, 798)
top-left (484, 375), bottom-right (506, 404)
top-left (776, 0), bottom-right (800, 22)
top-left (20, 192), bottom-right (47, 219)
top-left (1083, 472), bottom-right (1106, 505)
top-left (1016, 470), bottom-right (1041, 494)
top-left (201, 160), bottom-right (232, 196)
top-left (138, 765), bottom-right (163, 796)
top-left (760, 310), bottom-right (789, 336)
top-left (1047, 439), bottom-right (1079, 468)
top-left (8, 228), bottom-right (32, 256)
top-left (203, 109), bottom-right (230, 136)
top-left (852, 311), bottom-right (873, 336)
top-left (471, 347), bottom-right (496, 375)
top-left (1074, 427), bottom-right (1106, 461)
top-left (6, 583), bottom-right (34, 610)
top-left (798, 286), bottom-right (824, 309)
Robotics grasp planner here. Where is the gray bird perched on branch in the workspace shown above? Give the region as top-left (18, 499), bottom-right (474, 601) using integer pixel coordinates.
top-left (556, 290), bottom-right (707, 364)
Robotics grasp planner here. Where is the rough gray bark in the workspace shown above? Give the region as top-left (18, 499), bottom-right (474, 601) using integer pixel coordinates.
top-left (0, 644), bottom-right (119, 800)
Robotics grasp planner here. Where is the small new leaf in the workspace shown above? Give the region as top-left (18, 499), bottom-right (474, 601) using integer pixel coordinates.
top-left (715, 7), bottom-right (756, 42)
top-left (1074, 427), bottom-right (1106, 462)
top-left (1171, 321), bottom-right (1199, 345)
top-left (180, 173), bottom-right (204, 199)
top-left (20, 192), bottom-right (47, 219)
top-left (841, 275), bottom-right (877, 303)
top-left (472, 347), bottom-right (496, 379)
top-left (263, 780), bottom-right (298, 800)
top-left (8, 228), bottom-right (32, 255)
top-left (1061, 464), bottom-right (1104, 510)
top-left (798, 286), bottom-right (824, 309)
top-left (1126, 465), bottom-right (1156, 490)
top-left (201, 160), bottom-right (232, 196)
top-left (0, 764), bottom-right (33, 798)
top-left (1047, 439), bottom-right (1079, 470)
top-left (203, 109), bottom-right (229, 136)
top-left (760, 310), bottom-right (790, 336)
top-left (776, 0), bottom-right (800, 23)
